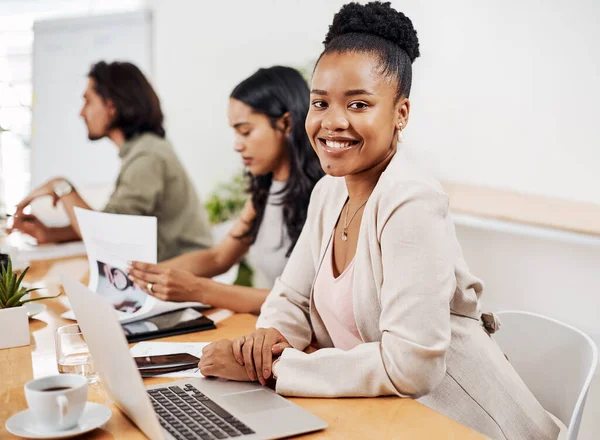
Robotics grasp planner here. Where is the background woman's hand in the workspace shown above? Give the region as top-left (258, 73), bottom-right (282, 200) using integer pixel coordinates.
top-left (199, 339), bottom-right (253, 381)
top-left (231, 328), bottom-right (292, 385)
top-left (128, 261), bottom-right (207, 303)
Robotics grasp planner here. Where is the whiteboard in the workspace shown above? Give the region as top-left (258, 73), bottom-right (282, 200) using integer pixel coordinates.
top-left (31, 10), bottom-right (152, 188)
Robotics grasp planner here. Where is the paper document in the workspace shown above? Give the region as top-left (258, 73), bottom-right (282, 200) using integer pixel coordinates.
top-left (74, 207), bottom-right (207, 324)
top-left (130, 341), bottom-right (209, 378)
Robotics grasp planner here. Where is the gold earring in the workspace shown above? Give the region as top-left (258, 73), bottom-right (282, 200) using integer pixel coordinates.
top-left (397, 122), bottom-right (403, 143)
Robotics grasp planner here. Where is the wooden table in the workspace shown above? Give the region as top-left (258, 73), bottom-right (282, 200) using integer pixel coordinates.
top-left (0, 258), bottom-right (485, 439)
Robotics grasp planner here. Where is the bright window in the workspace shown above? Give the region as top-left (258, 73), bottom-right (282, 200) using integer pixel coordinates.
top-left (0, 20), bottom-right (33, 215)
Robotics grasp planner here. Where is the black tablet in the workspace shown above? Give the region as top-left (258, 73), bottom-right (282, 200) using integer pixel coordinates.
top-left (122, 307), bottom-right (216, 342)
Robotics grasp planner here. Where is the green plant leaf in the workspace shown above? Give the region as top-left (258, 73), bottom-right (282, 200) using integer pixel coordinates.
top-left (0, 282), bottom-right (7, 305)
top-left (0, 258), bottom-right (40, 308)
top-left (2, 260), bottom-right (9, 286)
top-left (19, 291), bottom-right (62, 305)
top-left (205, 171), bottom-right (248, 225)
top-left (6, 290), bottom-right (29, 307)
top-left (7, 272), bottom-right (17, 298)
top-left (15, 266), bottom-right (29, 291)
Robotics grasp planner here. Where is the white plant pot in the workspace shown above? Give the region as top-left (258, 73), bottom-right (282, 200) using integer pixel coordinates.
top-left (0, 306), bottom-right (30, 349)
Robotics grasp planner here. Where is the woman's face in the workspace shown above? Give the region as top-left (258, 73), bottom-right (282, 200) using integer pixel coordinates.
top-left (228, 98), bottom-right (290, 179)
top-left (305, 52), bottom-right (409, 177)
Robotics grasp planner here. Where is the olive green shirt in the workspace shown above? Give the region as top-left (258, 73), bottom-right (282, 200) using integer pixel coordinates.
top-left (103, 133), bottom-right (212, 261)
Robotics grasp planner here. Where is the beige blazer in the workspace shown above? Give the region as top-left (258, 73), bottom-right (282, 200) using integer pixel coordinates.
top-left (256, 152), bottom-right (559, 440)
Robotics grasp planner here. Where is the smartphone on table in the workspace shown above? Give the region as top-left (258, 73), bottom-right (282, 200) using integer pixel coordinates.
top-left (134, 352), bottom-right (200, 376)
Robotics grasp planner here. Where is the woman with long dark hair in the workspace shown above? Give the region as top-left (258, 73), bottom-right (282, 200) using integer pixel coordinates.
top-left (128, 66), bottom-right (323, 313)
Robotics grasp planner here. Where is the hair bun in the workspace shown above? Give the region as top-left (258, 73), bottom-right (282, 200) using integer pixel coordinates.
top-left (324, 1), bottom-right (420, 62)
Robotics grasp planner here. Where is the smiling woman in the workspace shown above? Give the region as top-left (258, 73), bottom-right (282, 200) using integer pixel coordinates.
top-left (201, 2), bottom-right (561, 440)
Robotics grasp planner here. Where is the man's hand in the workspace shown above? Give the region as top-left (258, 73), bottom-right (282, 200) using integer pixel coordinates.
top-left (8, 214), bottom-right (52, 244)
top-left (15, 177), bottom-right (66, 214)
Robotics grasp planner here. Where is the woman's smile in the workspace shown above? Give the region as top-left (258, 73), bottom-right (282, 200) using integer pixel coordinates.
top-left (317, 136), bottom-right (362, 156)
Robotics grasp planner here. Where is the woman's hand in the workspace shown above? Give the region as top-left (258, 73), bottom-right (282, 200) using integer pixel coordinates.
top-left (127, 262), bottom-right (207, 303)
top-left (199, 339), bottom-right (254, 382)
top-left (231, 328), bottom-right (292, 385)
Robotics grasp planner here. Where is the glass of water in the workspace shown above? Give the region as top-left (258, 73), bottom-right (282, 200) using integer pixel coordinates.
top-left (55, 324), bottom-right (98, 383)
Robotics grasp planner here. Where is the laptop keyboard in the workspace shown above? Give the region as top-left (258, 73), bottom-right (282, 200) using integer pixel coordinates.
top-left (148, 384), bottom-right (255, 439)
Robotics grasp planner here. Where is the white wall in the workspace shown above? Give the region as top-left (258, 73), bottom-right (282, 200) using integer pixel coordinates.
top-left (31, 10), bottom-right (152, 187)
top-left (0, 0), bottom-right (147, 23)
top-left (148, 0), bottom-right (345, 199)
top-left (150, 0), bottom-right (600, 203)
top-left (406, 0), bottom-right (600, 205)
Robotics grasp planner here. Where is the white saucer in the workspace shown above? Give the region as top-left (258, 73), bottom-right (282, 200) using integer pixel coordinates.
top-left (5, 402), bottom-right (111, 439)
top-left (26, 302), bottom-right (47, 318)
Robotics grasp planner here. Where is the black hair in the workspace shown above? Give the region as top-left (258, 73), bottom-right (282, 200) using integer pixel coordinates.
top-left (88, 61), bottom-right (165, 140)
top-left (231, 66), bottom-right (324, 256)
top-left (320, 1), bottom-right (420, 100)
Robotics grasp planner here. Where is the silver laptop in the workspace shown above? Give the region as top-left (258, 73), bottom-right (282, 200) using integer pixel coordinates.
top-left (60, 275), bottom-right (327, 440)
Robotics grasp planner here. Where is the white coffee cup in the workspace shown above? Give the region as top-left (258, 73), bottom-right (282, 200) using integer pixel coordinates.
top-left (24, 374), bottom-right (88, 432)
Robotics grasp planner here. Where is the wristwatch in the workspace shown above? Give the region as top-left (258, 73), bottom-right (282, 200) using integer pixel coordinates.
top-left (53, 180), bottom-right (73, 198)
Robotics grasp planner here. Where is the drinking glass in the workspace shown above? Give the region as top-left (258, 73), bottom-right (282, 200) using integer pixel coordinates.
top-left (55, 324), bottom-right (98, 383)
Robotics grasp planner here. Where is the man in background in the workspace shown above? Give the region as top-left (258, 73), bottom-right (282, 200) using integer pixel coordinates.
top-left (9, 61), bottom-right (212, 261)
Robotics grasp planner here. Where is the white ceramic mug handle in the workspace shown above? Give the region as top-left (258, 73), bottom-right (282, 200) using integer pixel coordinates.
top-left (56, 395), bottom-right (69, 425)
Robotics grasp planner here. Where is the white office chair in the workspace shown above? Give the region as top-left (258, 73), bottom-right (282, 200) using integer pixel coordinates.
top-left (493, 310), bottom-right (598, 440)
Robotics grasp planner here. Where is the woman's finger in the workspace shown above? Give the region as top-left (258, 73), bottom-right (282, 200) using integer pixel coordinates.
top-left (232, 337), bottom-right (245, 365)
top-left (198, 357), bottom-right (207, 368)
top-left (199, 363), bottom-right (215, 378)
top-left (128, 268), bottom-right (162, 284)
top-left (128, 261), bottom-right (163, 274)
top-left (252, 332), bottom-right (266, 385)
top-left (261, 336), bottom-right (276, 380)
top-left (272, 342), bottom-right (293, 355)
top-left (262, 330), bottom-right (286, 379)
top-left (241, 336), bottom-right (257, 381)
top-left (130, 277), bottom-right (168, 297)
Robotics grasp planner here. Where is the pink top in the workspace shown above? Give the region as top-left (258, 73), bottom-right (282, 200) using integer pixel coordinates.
top-left (313, 236), bottom-right (362, 351)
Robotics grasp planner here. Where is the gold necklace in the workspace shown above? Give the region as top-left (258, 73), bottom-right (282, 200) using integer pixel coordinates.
top-left (341, 199), bottom-right (368, 241)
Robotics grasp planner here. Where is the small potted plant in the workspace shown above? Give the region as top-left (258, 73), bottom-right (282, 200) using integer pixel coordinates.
top-left (0, 255), bottom-right (61, 349)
